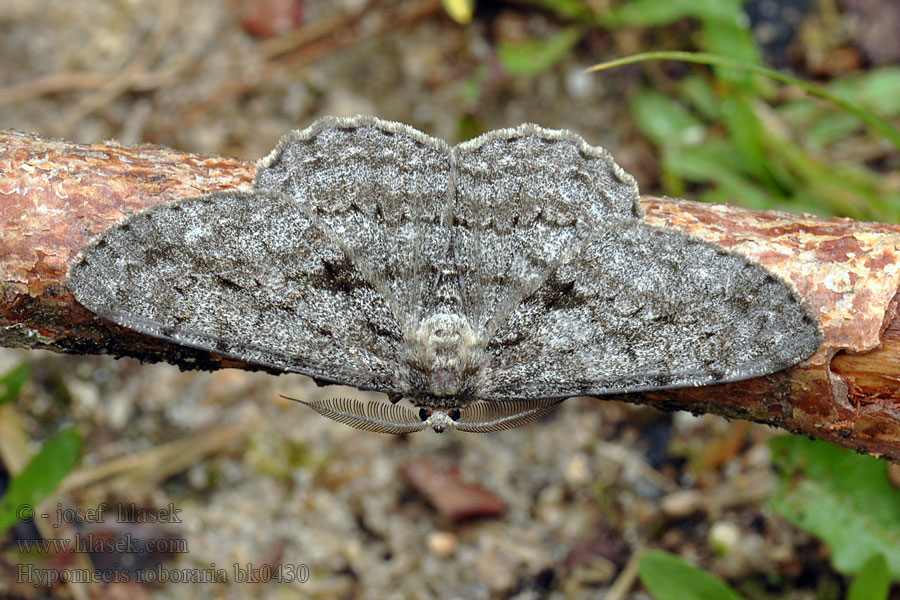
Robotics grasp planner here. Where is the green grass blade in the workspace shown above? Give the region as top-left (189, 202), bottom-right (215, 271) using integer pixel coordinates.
top-left (848, 554), bottom-right (890, 600)
top-left (0, 428), bottom-right (82, 534)
top-left (639, 550), bottom-right (746, 600)
top-left (0, 364), bottom-right (30, 406)
top-left (586, 51), bottom-right (900, 150)
top-left (498, 27), bottom-right (582, 78)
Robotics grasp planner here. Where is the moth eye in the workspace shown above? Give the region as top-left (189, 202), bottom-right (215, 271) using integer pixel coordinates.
top-left (449, 409), bottom-right (461, 421)
top-left (418, 408), bottom-right (430, 422)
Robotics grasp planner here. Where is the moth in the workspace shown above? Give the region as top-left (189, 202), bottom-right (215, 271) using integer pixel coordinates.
top-left (67, 116), bottom-right (823, 433)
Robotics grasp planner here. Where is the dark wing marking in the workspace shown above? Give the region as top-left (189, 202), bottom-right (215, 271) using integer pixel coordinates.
top-left (255, 115), bottom-right (456, 329)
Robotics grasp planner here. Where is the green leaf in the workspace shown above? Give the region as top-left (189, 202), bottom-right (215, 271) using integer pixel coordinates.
top-left (698, 171), bottom-right (778, 210)
top-left (702, 20), bottom-right (760, 63)
top-left (769, 436), bottom-right (900, 578)
top-left (661, 144), bottom-right (779, 210)
top-left (587, 52), bottom-right (900, 150)
top-left (773, 139), bottom-right (898, 220)
top-left (660, 142), bottom-right (727, 178)
top-left (0, 428), bottom-right (82, 534)
top-left (630, 88), bottom-right (706, 147)
top-left (780, 67), bottom-right (900, 148)
top-left (0, 364), bottom-right (29, 406)
top-left (678, 74), bottom-right (721, 120)
top-left (718, 94), bottom-right (770, 182)
top-left (497, 27), bottom-right (581, 78)
top-left (699, 4), bottom-right (763, 87)
top-left (639, 550), bottom-right (746, 600)
top-left (525, 0), bottom-right (595, 22)
top-left (807, 112), bottom-right (865, 148)
top-left (848, 554), bottom-right (890, 600)
top-left (457, 64), bottom-right (488, 109)
top-left (601, 0), bottom-right (745, 27)
top-left (829, 66), bottom-right (900, 117)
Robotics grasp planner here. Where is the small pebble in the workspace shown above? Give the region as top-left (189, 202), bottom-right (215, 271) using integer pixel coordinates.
top-left (565, 453), bottom-right (589, 485)
top-left (426, 531), bottom-right (458, 558)
top-left (709, 521), bottom-right (741, 556)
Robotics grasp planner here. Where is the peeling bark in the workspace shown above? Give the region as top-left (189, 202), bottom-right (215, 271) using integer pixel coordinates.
top-left (639, 198), bottom-right (900, 459)
top-left (3, 130), bottom-right (900, 460)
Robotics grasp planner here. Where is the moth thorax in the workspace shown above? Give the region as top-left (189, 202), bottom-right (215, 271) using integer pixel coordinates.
top-left (407, 312), bottom-right (483, 399)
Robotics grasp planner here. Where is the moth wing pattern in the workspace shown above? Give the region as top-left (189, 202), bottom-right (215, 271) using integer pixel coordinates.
top-left (65, 116), bottom-right (825, 436)
top-left (66, 190), bottom-right (404, 392)
top-left (254, 115), bottom-right (455, 330)
top-left (451, 125), bottom-right (641, 339)
top-left (482, 219), bottom-right (824, 400)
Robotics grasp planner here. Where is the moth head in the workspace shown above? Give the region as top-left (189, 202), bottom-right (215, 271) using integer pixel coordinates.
top-left (417, 407), bottom-right (461, 433)
top-left (417, 399), bottom-right (565, 433)
top-left (284, 395), bottom-right (565, 434)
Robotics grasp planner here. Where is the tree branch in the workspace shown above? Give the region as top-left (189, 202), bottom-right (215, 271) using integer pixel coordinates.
top-left (3, 130), bottom-right (900, 459)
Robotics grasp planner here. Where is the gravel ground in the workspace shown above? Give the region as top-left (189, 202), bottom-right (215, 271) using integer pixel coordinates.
top-left (0, 1), bottom-right (842, 598)
top-left (2, 345), bottom-right (806, 600)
